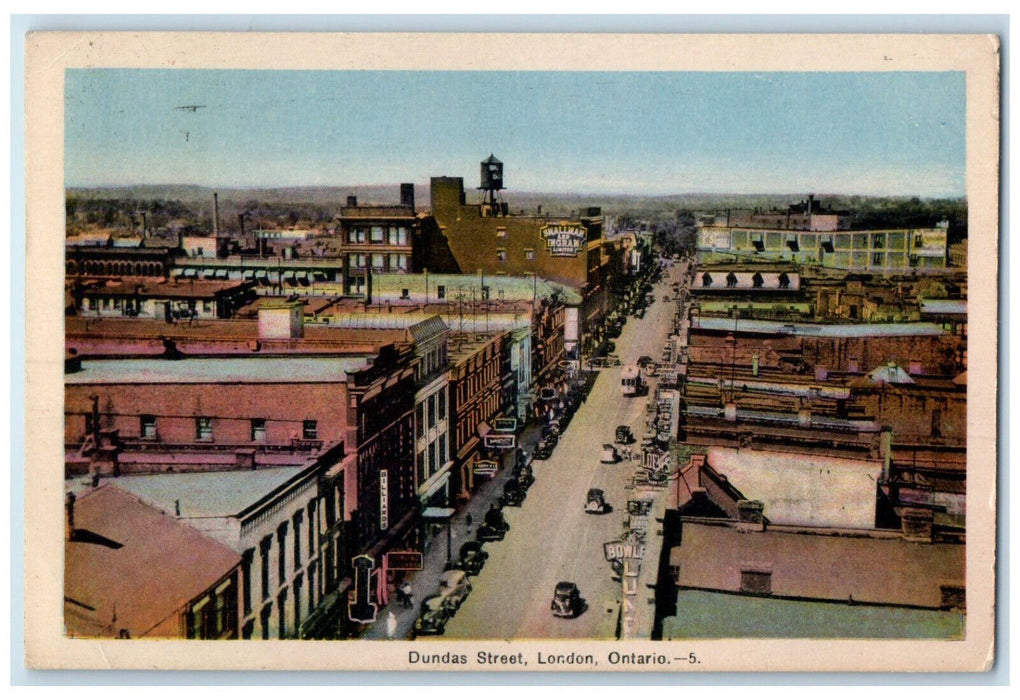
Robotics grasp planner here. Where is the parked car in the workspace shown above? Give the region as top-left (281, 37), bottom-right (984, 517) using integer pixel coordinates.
top-left (476, 504), bottom-right (510, 542)
top-left (551, 581), bottom-right (582, 618)
top-left (615, 425), bottom-right (634, 444)
top-left (445, 541), bottom-right (489, 576)
top-left (413, 595), bottom-right (452, 636)
top-left (532, 440), bottom-right (554, 461)
top-left (436, 569), bottom-right (472, 610)
top-left (584, 488), bottom-right (609, 514)
top-left (636, 355), bottom-right (655, 368)
top-left (600, 443), bottom-right (619, 464)
top-left (501, 479), bottom-right (526, 507)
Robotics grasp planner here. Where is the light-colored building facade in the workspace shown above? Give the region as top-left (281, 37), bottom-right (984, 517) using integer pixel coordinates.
top-left (698, 225), bottom-right (948, 271)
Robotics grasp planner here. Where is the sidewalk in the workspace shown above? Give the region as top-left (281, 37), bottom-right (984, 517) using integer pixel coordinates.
top-left (361, 420), bottom-right (547, 640)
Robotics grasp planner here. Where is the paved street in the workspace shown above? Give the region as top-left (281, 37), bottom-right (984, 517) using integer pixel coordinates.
top-left (441, 261), bottom-right (685, 640)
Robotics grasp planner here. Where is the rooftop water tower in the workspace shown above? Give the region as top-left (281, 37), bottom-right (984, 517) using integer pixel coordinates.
top-left (479, 154), bottom-right (507, 217)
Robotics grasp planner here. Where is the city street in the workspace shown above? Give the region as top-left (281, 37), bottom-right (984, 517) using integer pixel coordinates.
top-left (442, 261), bottom-right (684, 640)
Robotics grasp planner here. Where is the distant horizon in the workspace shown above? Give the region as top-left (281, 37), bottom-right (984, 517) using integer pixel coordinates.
top-left (64, 182), bottom-right (967, 202)
top-left (66, 70), bottom-right (966, 199)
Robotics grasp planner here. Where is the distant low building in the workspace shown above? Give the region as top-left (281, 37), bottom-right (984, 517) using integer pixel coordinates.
top-left (71, 276), bottom-right (257, 320)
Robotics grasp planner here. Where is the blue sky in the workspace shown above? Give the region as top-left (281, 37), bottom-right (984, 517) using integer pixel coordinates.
top-left (65, 70), bottom-right (966, 197)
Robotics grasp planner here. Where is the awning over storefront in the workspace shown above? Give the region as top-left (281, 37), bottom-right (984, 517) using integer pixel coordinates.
top-left (418, 466), bottom-right (451, 503)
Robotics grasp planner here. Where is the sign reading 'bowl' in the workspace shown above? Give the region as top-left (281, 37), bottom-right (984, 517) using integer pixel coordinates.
top-left (541, 224), bottom-right (586, 257)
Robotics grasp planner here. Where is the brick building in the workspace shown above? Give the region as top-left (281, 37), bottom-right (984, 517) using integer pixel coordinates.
top-left (64, 484), bottom-right (241, 639)
top-left (422, 169), bottom-right (611, 361)
top-left (336, 186), bottom-right (419, 296)
top-left (71, 276), bottom-right (257, 321)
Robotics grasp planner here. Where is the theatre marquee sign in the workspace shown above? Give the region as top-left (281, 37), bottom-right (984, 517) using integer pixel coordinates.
top-left (541, 224), bottom-right (587, 257)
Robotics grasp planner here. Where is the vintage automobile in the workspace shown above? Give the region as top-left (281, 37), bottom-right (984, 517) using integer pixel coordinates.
top-left (436, 569), bottom-right (472, 610)
top-left (413, 594), bottom-right (452, 636)
top-left (600, 443), bottom-right (619, 464)
top-left (501, 479), bottom-right (526, 507)
top-left (615, 425), bottom-right (634, 444)
top-left (636, 355), bottom-right (655, 368)
top-left (550, 581), bottom-right (582, 618)
top-left (476, 504), bottom-right (510, 542)
top-left (533, 438), bottom-right (555, 461)
top-left (513, 461), bottom-right (535, 489)
top-left (445, 541), bottom-right (489, 576)
top-left (584, 488), bottom-right (609, 514)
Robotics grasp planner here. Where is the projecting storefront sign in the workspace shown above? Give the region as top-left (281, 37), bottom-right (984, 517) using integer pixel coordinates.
top-left (541, 224), bottom-right (586, 257)
top-left (484, 434), bottom-right (516, 449)
top-left (379, 470), bottom-right (389, 530)
top-left (473, 460), bottom-right (498, 477)
top-left (385, 551), bottom-right (424, 571)
top-left (603, 540), bottom-right (646, 562)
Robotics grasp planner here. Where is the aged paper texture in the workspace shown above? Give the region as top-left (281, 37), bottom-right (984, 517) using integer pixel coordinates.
top-left (25, 31), bottom-right (999, 672)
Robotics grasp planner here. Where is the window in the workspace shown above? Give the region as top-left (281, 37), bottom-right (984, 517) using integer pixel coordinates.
top-left (140, 415), bottom-right (156, 439)
top-left (525, 248), bottom-right (535, 260)
top-left (401, 288), bottom-right (410, 299)
top-left (347, 228), bottom-right (366, 244)
top-left (438, 436), bottom-right (447, 467)
top-left (701, 273), bottom-right (713, 287)
top-left (260, 604), bottom-right (272, 640)
top-left (303, 420), bottom-right (318, 440)
top-left (752, 272), bottom-right (764, 288)
top-left (371, 253), bottom-right (384, 271)
top-left (725, 272), bottom-right (738, 288)
top-left (871, 233), bottom-right (886, 249)
top-left (437, 285), bottom-right (446, 300)
top-left (481, 285), bottom-right (490, 300)
top-left (277, 524), bottom-right (288, 584)
top-left (496, 227), bottom-right (507, 239)
top-left (242, 549), bottom-right (254, 616)
top-left (293, 512), bottom-right (302, 569)
top-left (416, 402), bottom-right (425, 438)
top-left (370, 226), bottom-right (384, 243)
top-left (496, 249), bottom-right (507, 262)
top-left (260, 536), bottom-right (272, 601)
top-left (203, 300), bottom-right (214, 314)
top-left (388, 227), bottom-right (399, 245)
top-left (251, 419), bottom-right (267, 442)
top-left (428, 394), bottom-right (437, 428)
top-left (196, 417), bottom-right (213, 440)
top-left (914, 234), bottom-right (925, 248)
top-left (872, 252), bottom-right (884, 266)
top-left (438, 391), bottom-right (446, 421)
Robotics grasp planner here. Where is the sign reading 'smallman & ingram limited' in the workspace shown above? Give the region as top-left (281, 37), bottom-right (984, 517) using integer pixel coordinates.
top-left (541, 224), bottom-right (586, 257)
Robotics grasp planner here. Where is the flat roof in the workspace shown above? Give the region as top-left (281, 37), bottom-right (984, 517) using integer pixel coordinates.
top-left (693, 317), bottom-right (946, 337)
top-left (705, 446), bottom-right (882, 529)
top-left (66, 356), bottom-right (368, 384)
top-left (73, 467), bottom-right (308, 519)
top-left (919, 299), bottom-right (967, 315)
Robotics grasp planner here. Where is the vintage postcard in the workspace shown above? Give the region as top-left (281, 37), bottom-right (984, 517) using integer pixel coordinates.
top-left (24, 31), bottom-right (999, 672)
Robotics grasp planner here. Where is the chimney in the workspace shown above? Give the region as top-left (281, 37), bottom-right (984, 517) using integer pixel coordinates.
top-left (807, 194), bottom-right (815, 216)
top-left (736, 500), bottom-right (765, 532)
top-left (141, 212), bottom-right (147, 238)
top-left (213, 193), bottom-right (220, 238)
top-left (65, 492), bottom-right (76, 540)
top-left (347, 195), bottom-right (358, 207)
top-left (400, 183), bottom-right (415, 210)
top-left (238, 213), bottom-right (246, 239)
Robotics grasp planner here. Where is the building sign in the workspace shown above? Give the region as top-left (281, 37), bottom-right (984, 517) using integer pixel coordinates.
top-left (541, 224), bottom-right (586, 257)
top-left (379, 469), bottom-right (389, 530)
top-left (473, 460), bottom-right (498, 477)
top-left (348, 554), bottom-right (377, 624)
top-left (603, 540), bottom-right (647, 562)
top-left (484, 434), bottom-right (516, 449)
top-left (493, 418), bottom-right (517, 433)
top-left (386, 551), bottom-right (424, 571)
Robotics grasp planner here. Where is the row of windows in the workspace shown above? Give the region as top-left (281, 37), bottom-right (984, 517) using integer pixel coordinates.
top-left (494, 249), bottom-right (536, 262)
top-left (728, 231), bottom-right (936, 251)
top-left (415, 390), bottom-right (447, 439)
top-left (135, 415), bottom-right (318, 441)
top-left (345, 226), bottom-right (409, 245)
top-left (346, 253), bottom-right (409, 271)
top-left (416, 434), bottom-right (449, 487)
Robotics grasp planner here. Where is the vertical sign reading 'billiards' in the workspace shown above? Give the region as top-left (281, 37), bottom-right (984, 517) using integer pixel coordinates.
top-left (379, 469), bottom-right (389, 531)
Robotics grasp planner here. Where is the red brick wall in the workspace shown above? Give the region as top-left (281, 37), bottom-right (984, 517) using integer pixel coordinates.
top-left (65, 382), bottom-right (348, 446)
